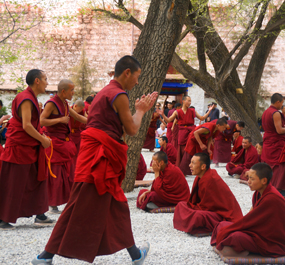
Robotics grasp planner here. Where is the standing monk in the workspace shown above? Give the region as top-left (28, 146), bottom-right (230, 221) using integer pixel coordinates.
top-left (41, 80), bottom-right (87, 214)
top-left (160, 96), bottom-right (213, 168)
top-left (179, 118), bottom-right (228, 175)
top-left (166, 101), bottom-right (175, 143)
top-left (212, 120), bottom-right (245, 167)
top-left (261, 93), bottom-right (285, 196)
top-left (171, 102), bottom-right (181, 150)
top-left (0, 69), bottom-right (52, 229)
top-left (31, 56), bottom-right (158, 265)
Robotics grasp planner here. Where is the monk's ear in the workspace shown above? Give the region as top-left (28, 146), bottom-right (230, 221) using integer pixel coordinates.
top-left (261, 177), bottom-right (268, 185)
top-left (201, 163), bottom-right (206, 171)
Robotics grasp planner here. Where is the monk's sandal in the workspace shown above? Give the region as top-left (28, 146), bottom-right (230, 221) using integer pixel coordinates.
top-left (132, 242), bottom-right (150, 265)
top-left (30, 255), bottom-right (52, 265)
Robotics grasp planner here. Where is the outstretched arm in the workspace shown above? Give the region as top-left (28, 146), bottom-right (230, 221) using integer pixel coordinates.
top-left (158, 109), bottom-right (177, 123)
top-left (195, 105), bottom-right (213, 121)
top-left (113, 92), bottom-right (158, 136)
top-left (69, 107), bottom-right (87, 124)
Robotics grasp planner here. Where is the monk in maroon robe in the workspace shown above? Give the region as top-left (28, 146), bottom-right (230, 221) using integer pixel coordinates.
top-left (137, 151), bottom-right (190, 211)
top-left (158, 136), bottom-right (177, 165)
top-left (261, 93), bottom-right (285, 196)
top-left (161, 96), bottom-right (213, 168)
top-left (166, 102), bottom-right (175, 143)
top-left (136, 154), bottom-right (147, 180)
top-left (0, 69), bottom-right (52, 229)
top-left (173, 153), bottom-right (242, 235)
top-left (226, 137), bottom-right (259, 178)
top-left (211, 163), bottom-right (285, 258)
top-left (179, 118), bottom-right (228, 175)
top-left (171, 103), bottom-right (181, 150)
top-left (70, 100), bottom-right (86, 184)
top-left (232, 131), bottom-right (243, 155)
top-left (32, 56), bottom-right (158, 265)
top-left (41, 80), bottom-right (87, 214)
top-left (212, 120), bottom-right (245, 166)
top-left (143, 111), bottom-right (162, 151)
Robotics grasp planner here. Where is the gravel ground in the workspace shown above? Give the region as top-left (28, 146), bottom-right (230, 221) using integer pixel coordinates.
top-left (0, 149), bottom-right (253, 265)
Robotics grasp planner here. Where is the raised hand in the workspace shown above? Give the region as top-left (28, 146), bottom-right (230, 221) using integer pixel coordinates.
top-left (135, 92), bottom-right (159, 113)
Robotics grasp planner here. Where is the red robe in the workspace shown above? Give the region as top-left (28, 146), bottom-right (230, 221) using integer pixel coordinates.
top-left (226, 145), bottom-right (259, 176)
top-left (232, 135), bottom-right (243, 155)
top-left (45, 80), bottom-right (135, 263)
top-left (173, 169), bottom-right (242, 234)
top-left (136, 154), bottom-right (147, 180)
top-left (43, 95), bottom-right (77, 206)
top-left (262, 105), bottom-right (285, 190)
top-left (212, 120), bottom-right (237, 163)
top-left (176, 108), bottom-right (196, 167)
top-left (172, 123), bottom-right (179, 150)
top-left (0, 86), bottom-right (48, 223)
top-left (166, 108), bottom-right (175, 143)
top-left (137, 162), bottom-right (190, 210)
top-left (180, 122), bottom-right (217, 175)
top-left (143, 113), bottom-right (160, 151)
top-left (211, 183), bottom-right (285, 257)
top-left (160, 143), bottom-right (177, 165)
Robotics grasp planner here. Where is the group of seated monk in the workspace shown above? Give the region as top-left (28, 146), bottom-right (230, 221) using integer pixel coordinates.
top-left (136, 151), bottom-right (285, 259)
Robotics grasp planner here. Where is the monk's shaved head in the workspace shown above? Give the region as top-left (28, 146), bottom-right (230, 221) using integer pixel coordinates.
top-left (74, 100), bottom-right (85, 107)
top-left (182, 96), bottom-right (190, 101)
top-left (153, 151), bottom-right (168, 164)
top-left (251, 163), bottom-right (272, 183)
top-left (193, 153), bottom-right (210, 170)
top-left (271, 93), bottom-right (283, 104)
top-left (58, 79), bottom-right (74, 93)
top-left (216, 118), bottom-right (227, 126)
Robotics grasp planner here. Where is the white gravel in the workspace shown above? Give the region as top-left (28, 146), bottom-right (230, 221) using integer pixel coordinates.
top-left (0, 149), bottom-right (253, 265)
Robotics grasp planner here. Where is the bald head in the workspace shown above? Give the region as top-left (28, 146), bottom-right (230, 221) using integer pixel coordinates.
top-left (74, 100), bottom-right (85, 107)
top-left (58, 79), bottom-right (74, 93)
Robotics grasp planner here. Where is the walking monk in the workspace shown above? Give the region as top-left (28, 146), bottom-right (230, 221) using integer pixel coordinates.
top-left (160, 96), bottom-right (213, 167)
top-left (137, 151), bottom-right (190, 211)
top-left (31, 56), bottom-right (158, 265)
top-left (173, 153), bottom-right (242, 235)
top-left (41, 80), bottom-right (87, 214)
top-left (211, 163), bottom-right (285, 258)
top-left (179, 118), bottom-right (228, 175)
top-left (0, 69), bottom-right (52, 229)
top-left (261, 93), bottom-right (285, 196)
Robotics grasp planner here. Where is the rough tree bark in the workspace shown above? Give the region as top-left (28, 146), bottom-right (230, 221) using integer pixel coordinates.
top-left (121, 0), bottom-right (189, 192)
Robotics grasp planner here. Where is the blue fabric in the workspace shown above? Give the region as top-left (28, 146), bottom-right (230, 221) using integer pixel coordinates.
top-left (155, 138), bottom-right (160, 148)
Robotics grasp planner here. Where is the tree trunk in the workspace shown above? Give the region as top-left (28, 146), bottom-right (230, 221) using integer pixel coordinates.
top-left (121, 0), bottom-right (189, 192)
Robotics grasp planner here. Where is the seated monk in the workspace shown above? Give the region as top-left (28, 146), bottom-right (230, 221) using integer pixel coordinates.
top-left (226, 137), bottom-right (259, 179)
top-left (137, 151), bottom-right (190, 211)
top-left (173, 153), bottom-right (243, 235)
top-left (240, 141), bottom-right (263, 181)
top-left (158, 136), bottom-right (177, 165)
top-left (211, 163), bottom-right (285, 258)
top-left (231, 131), bottom-right (243, 155)
top-left (136, 154), bottom-right (147, 180)
top-left (179, 118), bottom-right (228, 175)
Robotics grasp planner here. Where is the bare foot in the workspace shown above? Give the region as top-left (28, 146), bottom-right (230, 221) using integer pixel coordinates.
top-left (220, 246), bottom-right (249, 257)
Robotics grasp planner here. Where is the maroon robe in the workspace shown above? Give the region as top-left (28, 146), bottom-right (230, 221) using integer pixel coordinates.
top-left (43, 95), bottom-right (77, 206)
top-left (136, 154), bottom-right (147, 180)
top-left (143, 113), bottom-right (160, 151)
top-left (232, 135), bottom-right (243, 155)
top-left (262, 106), bottom-right (285, 190)
top-left (45, 80), bottom-right (135, 263)
top-left (180, 122), bottom-right (218, 175)
top-left (166, 108), bottom-right (175, 143)
top-left (0, 87), bottom-right (48, 223)
top-left (226, 145), bottom-right (259, 176)
top-left (172, 123), bottom-right (179, 150)
top-left (212, 120), bottom-right (237, 163)
top-left (176, 108), bottom-right (196, 167)
top-left (211, 184), bottom-right (285, 257)
top-left (173, 169), bottom-right (243, 234)
top-left (160, 143), bottom-right (177, 165)
top-left (137, 162), bottom-right (190, 210)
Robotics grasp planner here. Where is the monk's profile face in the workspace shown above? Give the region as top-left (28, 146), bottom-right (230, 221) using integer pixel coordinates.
top-left (190, 155), bottom-right (204, 176)
top-left (217, 124), bottom-right (227, 132)
top-left (236, 124), bottom-right (244, 131)
top-left (158, 137), bottom-right (165, 147)
top-left (248, 169), bottom-right (267, 192)
top-left (36, 72), bottom-right (48, 94)
top-left (63, 84), bottom-right (75, 101)
top-left (242, 139), bottom-right (251, 150)
top-left (125, 68), bottom-right (141, 91)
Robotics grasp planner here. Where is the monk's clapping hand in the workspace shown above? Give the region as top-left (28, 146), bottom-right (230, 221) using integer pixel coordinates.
top-left (135, 92), bottom-right (158, 113)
